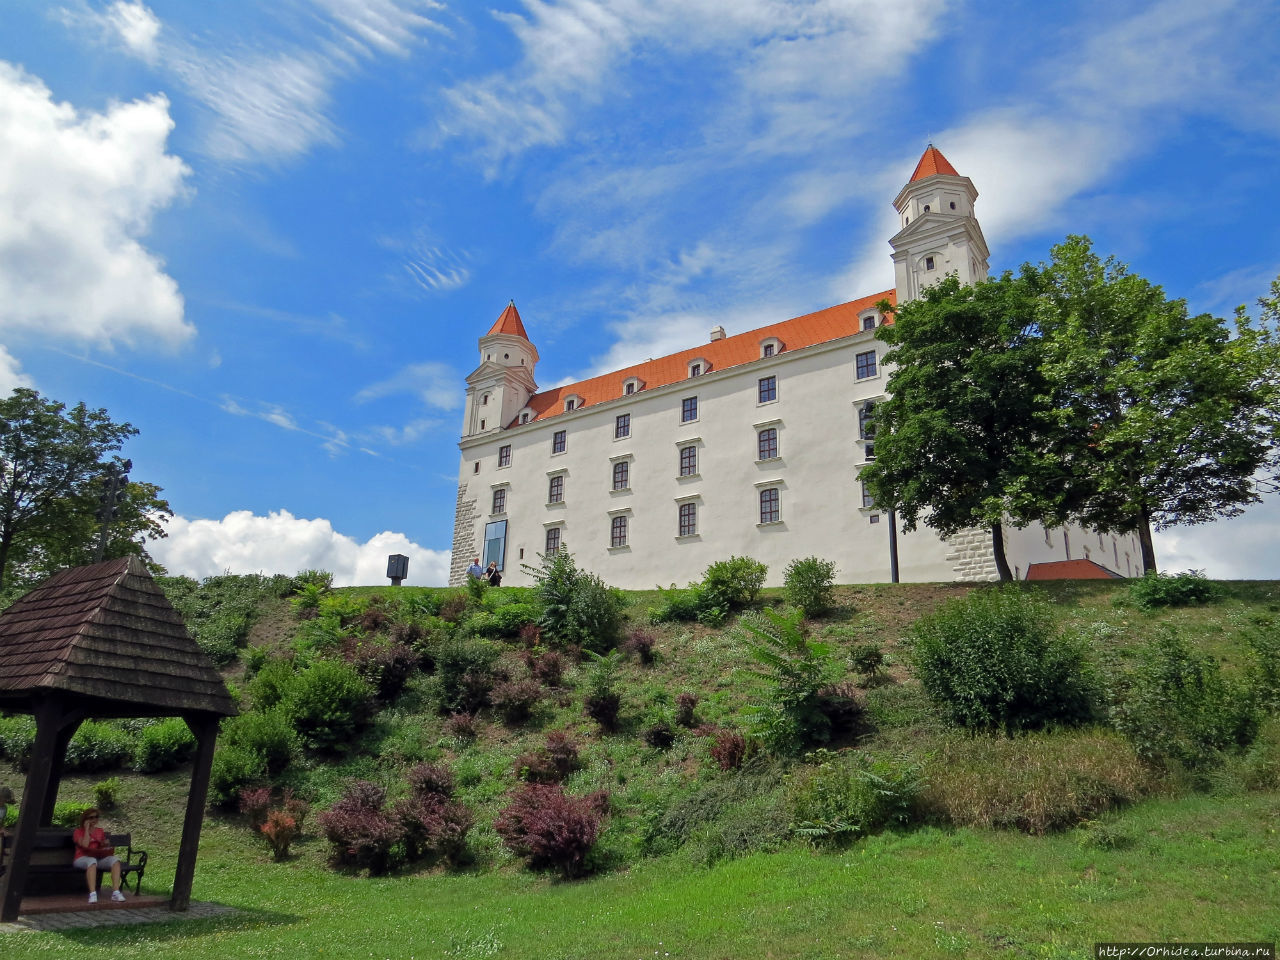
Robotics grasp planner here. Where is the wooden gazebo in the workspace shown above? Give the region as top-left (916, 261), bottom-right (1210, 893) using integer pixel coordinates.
top-left (0, 556), bottom-right (236, 921)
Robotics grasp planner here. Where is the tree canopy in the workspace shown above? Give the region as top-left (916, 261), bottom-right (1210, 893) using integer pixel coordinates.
top-left (865, 237), bottom-right (1280, 578)
top-left (0, 388), bottom-right (170, 594)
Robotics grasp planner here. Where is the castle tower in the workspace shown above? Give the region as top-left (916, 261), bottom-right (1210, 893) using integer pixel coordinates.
top-left (889, 145), bottom-right (990, 302)
top-left (461, 302), bottom-right (539, 437)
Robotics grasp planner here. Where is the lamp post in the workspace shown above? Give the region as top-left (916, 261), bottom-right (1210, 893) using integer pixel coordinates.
top-left (94, 459), bottom-right (131, 563)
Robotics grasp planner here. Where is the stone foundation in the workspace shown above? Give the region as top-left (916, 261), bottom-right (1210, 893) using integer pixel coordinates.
top-left (946, 527), bottom-right (1000, 582)
top-left (449, 482), bottom-right (479, 585)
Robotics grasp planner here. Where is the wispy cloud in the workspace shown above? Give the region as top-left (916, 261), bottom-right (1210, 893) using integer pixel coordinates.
top-left (62, 0), bottom-right (448, 165)
top-left (355, 361), bottom-right (460, 410)
top-left (386, 236), bottom-right (471, 296)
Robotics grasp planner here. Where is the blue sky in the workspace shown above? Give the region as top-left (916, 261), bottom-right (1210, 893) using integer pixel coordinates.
top-left (1, 0), bottom-right (1278, 585)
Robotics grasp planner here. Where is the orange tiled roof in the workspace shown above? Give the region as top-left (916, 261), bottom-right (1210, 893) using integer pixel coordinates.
top-left (487, 301), bottom-right (529, 339)
top-left (909, 145), bottom-right (960, 182)
top-left (1025, 558), bottom-right (1121, 581)
top-left (515, 289), bottom-right (895, 426)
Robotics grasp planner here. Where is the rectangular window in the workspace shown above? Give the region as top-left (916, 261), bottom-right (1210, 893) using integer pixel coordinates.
top-left (861, 481), bottom-right (875, 509)
top-left (862, 316), bottom-right (876, 331)
top-left (615, 414), bottom-right (630, 439)
top-left (690, 363), bottom-right (701, 377)
top-left (762, 343), bottom-right (775, 357)
top-left (610, 515), bottom-right (628, 547)
top-left (864, 443), bottom-right (875, 462)
top-left (548, 475), bottom-right (564, 504)
top-left (758, 427), bottom-right (778, 461)
top-left (497, 445), bottom-right (511, 468)
top-left (856, 350), bottom-right (877, 379)
top-left (625, 382), bottom-right (635, 395)
top-left (552, 430), bottom-right (566, 454)
top-left (484, 520), bottom-right (507, 571)
top-left (613, 460), bottom-right (629, 490)
top-left (758, 376), bottom-right (776, 403)
top-left (545, 527), bottom-right (561, 555)
top-left (491, 488), bottom-right (506, 514)
top-left (679, 445), bottom-right (697, 476)
top-left (681, 396), bottom-right (698, 422)
top-left (678, 502), bottom-right (697, 537)
top-left (759, 488), bottom-right (779, 524)
top-left (858, 402), bottom-right (876, 440)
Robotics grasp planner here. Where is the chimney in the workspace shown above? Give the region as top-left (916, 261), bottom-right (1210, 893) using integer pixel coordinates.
top-left (709, 325), bottom-right (726, 342)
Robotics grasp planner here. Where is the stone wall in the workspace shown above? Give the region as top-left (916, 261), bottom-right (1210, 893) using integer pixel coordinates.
top-left (946, 527), bottom-right (999, 582)
top-left (449, 482), bottom-right (478, 586)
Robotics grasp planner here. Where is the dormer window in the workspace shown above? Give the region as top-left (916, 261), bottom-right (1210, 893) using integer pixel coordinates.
top-left (759, 337), bottom-right (782, 359)
top-left (690, 363), bottom-right (701, 377)
top-left (622, 376), bottom-right (643, 396)
top-left (564, 394), bottom-right (583, 412)
top-left (520, 412), bottom-right (530, 424)
top-left (566, 399), bottom-right (575, 410)
top-left (625, 382), bottom-right (635, 395)
top-left (861, 315), bottom-right (877, 331)
top-left (687, 358), bottom-right (709, 379)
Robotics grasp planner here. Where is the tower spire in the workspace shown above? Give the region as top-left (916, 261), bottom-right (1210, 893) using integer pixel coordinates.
top-left (487, 301), bottom-right (529, 340)
top-left (908, 144), bottom-right (960, 183)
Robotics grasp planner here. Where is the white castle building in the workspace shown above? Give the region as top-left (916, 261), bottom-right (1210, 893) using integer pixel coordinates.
top-left (449, 146), bottom-right (1143, 587)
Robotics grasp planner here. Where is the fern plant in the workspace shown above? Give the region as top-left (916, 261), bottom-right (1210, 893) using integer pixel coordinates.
top-left (740, 607), bottom-right (839, 753)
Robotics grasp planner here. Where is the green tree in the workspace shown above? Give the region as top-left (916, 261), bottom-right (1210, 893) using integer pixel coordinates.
top-left (1032, 238), bottom-right (1280, 574)
top-left (863, 273), bottom-right (1048, 580)
top-left (0, 388), bottom-right (162, 591)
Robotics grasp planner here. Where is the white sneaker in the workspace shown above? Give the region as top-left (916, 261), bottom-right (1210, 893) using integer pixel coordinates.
top-left (111, 890), bottom-right (126, 902)
top-left (88, 892), bottom-right (97, 904)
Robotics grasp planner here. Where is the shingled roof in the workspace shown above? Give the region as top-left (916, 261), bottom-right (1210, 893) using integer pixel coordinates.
top-left (0, 556), bottom-right (236, 717)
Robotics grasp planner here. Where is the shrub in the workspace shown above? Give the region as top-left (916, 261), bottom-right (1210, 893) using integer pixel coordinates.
top-left (640, 762), bottom-right (787, 859)
top-left (438, 591), bottom-right (468, 623)
top-left (582, 650), bottom-right (623, 732)
top-left (341, 640), bottom-right (420, 701)
top-left (133, 717), bottom-right (198, 773)
top-left (431, 639), bottom-right (499, 714)
top-left (239, 786), bottom-right (273, 829)
top-left (209, 744), bottom-right (267, 807)
top-left (917, 729), bottom-right (1155, 834)
top-left (93, 777), bottom-right (121, 810)
top-left (675, 693), bottom-right (699, 728)
top-left (316, 780), bottom-right (403, 876)
top-left (710, 730), bottom-right (747, 771)
top-left (293, 568), bottom-right (334, 592)
top-left (620, 628), bottom-right (656, 665)
top-left (648, 585), bottom-right (705, 624)
top-left (261, 809), bottom-right (300, 861)
top-left (65, 721), bottom-right (133, 773)
top-left (643, 719), bottom-right (676, 750)
top-left (783, 556), bottom-right (837, 617)
top-left (529, 549), bottom-right (626, 653)
top-left (159, 573), bottom-right (276, 666)
top-left (219, 708), bottom-right (299, 775)
top-left (53, 801), bottom-right (93, 828)
top-left (395, 762), bottom-right (471, 865)
top-left (492, 602), bottom-right (540, 637)
top-left (465, 574), bottom-right (488, 604)
top-left (516, 731), bottom-right (582, 784)
top-left (0, 714), bottom-right (36, 768)
top-left (1110, 630), bottom-right (1260, 770)
top-left (1129, 570), bottom-right (1223, 610)
top-left (848, 643), bottom-right (887, 683)
top-left (788, 750), bottom-right (923, 846)
top-left (494, 783), bottom-right (605, 878)
top-left (286, 659), bottom-right (375, 752)
top-left (490, 677), bottom-right (543, 726)
top-left (908, 586), bottom-right (1097, 734)
top-left (740, 608), bottom-right (840, 753)
top-left (525, 649), bottom-right (567, 686)
top-left (249, 656), bottom-right (297, 710)
top-left (241, 645), bottom-right (269, 676)
top-left (1244, 619), bottom-right (1280, 715)
top-left (702, 556), bottom-right (767, 611)
top-left (442, 712), bottom-right (477, 741)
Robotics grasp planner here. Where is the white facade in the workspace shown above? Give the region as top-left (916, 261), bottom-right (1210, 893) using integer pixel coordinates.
top-left (449, 147), bottom-right (1140, 587)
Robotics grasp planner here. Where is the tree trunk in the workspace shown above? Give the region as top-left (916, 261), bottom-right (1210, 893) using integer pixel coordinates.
top-left (991, 522), bottom-right (1013, 581)
top-left (1138, 506), bottom-right (1158, 576)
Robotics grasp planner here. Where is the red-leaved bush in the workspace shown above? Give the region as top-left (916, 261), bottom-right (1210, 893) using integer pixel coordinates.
top-left (407, 762), bottom-right (455, 799)
top-left (489, 677), bottom-right (543, 726)
top-left (620, 629), bottom-right (656, 665)
top-left (522, 649), bottom-right (567, 687)
top-left (443, 712), bottom-right (477, 740)
top-left (710, 730), bottom-right (747, 771)
top-left (394, 793), bottom-right (472, 865)
top-left (675, 692), bottom-right (699, 728)
top-left (493, 783), bottom-right (606, 878)
top-left (515, 730), bottom-right (581, 784)
top-left (238, 786), bottom-right (273, 829)
top-left (341, 639), bottom-right (421, 701)
top-left (261, 809), bottom-right (299, 861)
top-left (316, 780), bottom-right (403, 876)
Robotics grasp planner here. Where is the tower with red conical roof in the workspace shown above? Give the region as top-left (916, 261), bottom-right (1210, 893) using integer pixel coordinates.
top-left (461, 301), bottom-right (540, 439)
top-left (889, 144), bottom-right (989, 302)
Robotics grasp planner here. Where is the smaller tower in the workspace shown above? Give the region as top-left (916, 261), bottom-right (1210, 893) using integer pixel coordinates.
top-left (462, 302), bottom-right (539, 437)
top-left (889, 145), bottom-right (990, 302)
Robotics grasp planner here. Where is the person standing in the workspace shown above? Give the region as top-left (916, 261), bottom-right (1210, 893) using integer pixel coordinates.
top-left (486, 561), bottom-right (502, 587)
top-left (72, 809), bottom-right (124, 903)
top-left (466, 557), bottom-right (485, 579)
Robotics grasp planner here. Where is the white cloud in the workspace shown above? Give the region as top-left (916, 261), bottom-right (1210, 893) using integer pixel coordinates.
top-left (0, 62), bottom-right (192, 348)
top-left (65, 0), bottom-right (447, 165)
top-left (153, 509), bottom-right (451, 585)
top-left (355, 362), bottom-right (460, 410)
top-left (0, 346), bottom-right (34, 394)
top-left (1152, 495), bottom-right (1280, 579)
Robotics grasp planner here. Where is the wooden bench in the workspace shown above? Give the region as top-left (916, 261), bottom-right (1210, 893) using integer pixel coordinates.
top-left (0, 829), bottom-right (147, 896)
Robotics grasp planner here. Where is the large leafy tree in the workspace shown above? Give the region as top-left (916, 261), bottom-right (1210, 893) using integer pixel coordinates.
top-left (0, 388), bottom-right (168, 591)
top-left (1032, 238), bottom-right (1280, 574)
top-left (862, 272), bottom-right (1049, 580)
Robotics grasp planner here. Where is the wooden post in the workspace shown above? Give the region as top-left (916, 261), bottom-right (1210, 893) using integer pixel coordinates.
top-left (170, 716), bottom-right (218, 912)
top-left (38, 715), bottom-right (84, 826)
top-left (1, 698), bottom-right (65, 922)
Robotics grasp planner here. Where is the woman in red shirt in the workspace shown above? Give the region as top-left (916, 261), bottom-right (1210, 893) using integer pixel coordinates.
top-left (72, 808), bottom-right (124, 903)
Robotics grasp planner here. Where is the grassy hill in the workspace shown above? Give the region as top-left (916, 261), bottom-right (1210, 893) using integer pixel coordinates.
top-left (1, 571), bottom-right (1277, 958)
